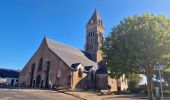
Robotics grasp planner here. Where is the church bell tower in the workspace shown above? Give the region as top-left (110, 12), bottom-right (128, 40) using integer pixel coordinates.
top-left (85, 10), bottom-right (104, 63)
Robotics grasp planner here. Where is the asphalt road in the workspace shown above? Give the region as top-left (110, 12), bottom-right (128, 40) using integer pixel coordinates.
top-left (0, 89), bottom-right (81, 100)
top-left (1, 88), bottom-right (168, 100)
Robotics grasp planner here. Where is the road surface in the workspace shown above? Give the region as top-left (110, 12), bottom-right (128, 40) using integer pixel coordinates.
top-left (0, 88), bottom-right (81, 100)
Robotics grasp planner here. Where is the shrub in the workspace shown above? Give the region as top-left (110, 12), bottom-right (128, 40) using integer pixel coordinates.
top-left (113, 90), bottom-right (131, 95)
top-left (164, 90), bottom-right (170, 95)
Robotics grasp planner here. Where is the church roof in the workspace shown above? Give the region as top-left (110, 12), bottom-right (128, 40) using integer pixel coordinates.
top-left (71, 63), bottom-right (80, 69)
top-left (84, 66), bottom-right (93, 71)
top-left (86, 9), bottom-right (103, 27)
top-left (45, 38), bottom-right (98, 70)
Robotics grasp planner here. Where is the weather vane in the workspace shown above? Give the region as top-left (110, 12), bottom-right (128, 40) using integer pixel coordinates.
top-left (95, 0), bottom-right (101, 10)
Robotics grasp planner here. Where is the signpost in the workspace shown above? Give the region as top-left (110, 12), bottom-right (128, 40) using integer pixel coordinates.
top-left (155, 87), bottom-right (160, 100)
top-left (156, 64), bottom-right (165, 100)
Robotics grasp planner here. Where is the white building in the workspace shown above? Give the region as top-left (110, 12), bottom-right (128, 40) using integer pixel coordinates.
top-left (0, 68), bottom-right (19, 86)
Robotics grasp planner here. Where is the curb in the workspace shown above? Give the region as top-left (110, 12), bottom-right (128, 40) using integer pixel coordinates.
top-left (56, 90), bottom-right (87, 100)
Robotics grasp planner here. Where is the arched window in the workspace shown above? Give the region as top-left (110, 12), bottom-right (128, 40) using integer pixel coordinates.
top-left (78, 68), bottom-right (83, 78)
top-left (92, 32), bottom-right (94, 36)
top-left (30, 63), bottom-right (35, 87)
top-left (38, 58), bottom-right (43, 71)
top-left (45, 61), bottom-right (50, 88)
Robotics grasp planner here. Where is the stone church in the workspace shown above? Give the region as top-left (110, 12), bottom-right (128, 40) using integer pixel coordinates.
top-left (19, 10), bottom-right (127, 91)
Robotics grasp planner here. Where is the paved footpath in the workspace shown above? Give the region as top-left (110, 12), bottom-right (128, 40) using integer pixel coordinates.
top-left (0, 88), bottom-right (81, 100)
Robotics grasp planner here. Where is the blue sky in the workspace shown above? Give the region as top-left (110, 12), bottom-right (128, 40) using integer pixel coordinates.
top-left (0, 0), bottom-right (170, 70)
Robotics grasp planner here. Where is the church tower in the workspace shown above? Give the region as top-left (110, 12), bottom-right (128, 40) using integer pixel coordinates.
top-left (85, 10), bottom-right (104, 63)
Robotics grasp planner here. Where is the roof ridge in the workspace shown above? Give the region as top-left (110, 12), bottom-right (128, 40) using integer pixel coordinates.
top-left (47, 38), bottom-right (81, 50)
top-left (45, 37), bottom-right (98, 70)
top-left (0, 68), bottom-right (20, 72)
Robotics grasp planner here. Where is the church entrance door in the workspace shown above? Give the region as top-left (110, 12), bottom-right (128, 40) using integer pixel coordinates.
top-left (36, 75), bottom-right (41, 88)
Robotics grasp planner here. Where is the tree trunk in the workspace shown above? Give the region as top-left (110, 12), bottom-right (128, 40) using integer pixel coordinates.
top-left (146, 68), bottom-right (153, 100)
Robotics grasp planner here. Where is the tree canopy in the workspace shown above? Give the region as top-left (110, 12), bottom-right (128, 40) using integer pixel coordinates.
top-left (102, 14), bottom-right (170, 100)
top-left (103, 14), bottom-right (170, 77)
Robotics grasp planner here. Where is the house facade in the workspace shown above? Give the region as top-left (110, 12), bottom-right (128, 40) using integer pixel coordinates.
top-left (19, 10), bottom-right (127, 91)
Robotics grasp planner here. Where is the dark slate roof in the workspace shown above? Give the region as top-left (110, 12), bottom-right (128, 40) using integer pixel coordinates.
top-left (81, 51), bottom-right (93, 60)
top-left (84, 66), bottom-right (93, 72)
top-left (46, 38), bottom-right (98, 70)
top-left (95, 66), bottom-right (108, 74)
top-left (71, 63), bottom-right (81, 69)
top-left (0, 68), bottom-right (20, 78)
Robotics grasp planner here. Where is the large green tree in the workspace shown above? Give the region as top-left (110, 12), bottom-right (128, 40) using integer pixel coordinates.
top-left (102, 14), bottom-right (170, 100)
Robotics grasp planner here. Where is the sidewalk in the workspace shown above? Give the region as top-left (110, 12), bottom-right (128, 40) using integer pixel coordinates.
top-left (57, 90), bottom-right (147, 100)
top-left (58, 90), bottom-right (113, 100)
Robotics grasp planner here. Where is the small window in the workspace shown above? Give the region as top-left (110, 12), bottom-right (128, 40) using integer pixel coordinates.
top-left (78, 68), bottom-right (83, 78)
top-left (98, 20), bottom-right (100, 24)
top-left (57, 69), bottom-right (61, 78)
top-left (91, 20), bottom-right (93, 24)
